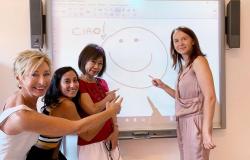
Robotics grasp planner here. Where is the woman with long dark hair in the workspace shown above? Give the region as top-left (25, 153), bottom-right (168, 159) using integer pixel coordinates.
top-left (151, 26), bottom-right (216, 160)
top-left (26, 66), bottom-right (122, 160)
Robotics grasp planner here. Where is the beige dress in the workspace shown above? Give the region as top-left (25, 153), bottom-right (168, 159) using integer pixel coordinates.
top-left (175, 65), bottom-right (209, 160)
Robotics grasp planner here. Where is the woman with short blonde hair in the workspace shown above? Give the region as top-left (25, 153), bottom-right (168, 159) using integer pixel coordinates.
top-left (0, 50), bottom-right (122, 160)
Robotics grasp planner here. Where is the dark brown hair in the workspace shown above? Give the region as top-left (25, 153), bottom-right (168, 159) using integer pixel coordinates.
top-left (78, 44), bottom-right (106, 77)
top-left (170, 26), bottom-right (205, 73)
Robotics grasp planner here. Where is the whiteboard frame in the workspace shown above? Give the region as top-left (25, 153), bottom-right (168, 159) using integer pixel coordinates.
top-left (45, 0), bottom-right (226, 139)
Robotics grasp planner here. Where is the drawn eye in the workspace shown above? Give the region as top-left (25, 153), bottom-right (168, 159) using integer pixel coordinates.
top-left (119, 39), bottom-right (124, 43)
top-left (134, 38), bottom-right (139, 42)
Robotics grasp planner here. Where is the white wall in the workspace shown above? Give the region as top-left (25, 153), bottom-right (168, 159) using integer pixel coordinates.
top-left (1, 0), bottom-right (249, 160)
top-left (0, 0), bottom-right (30, 106)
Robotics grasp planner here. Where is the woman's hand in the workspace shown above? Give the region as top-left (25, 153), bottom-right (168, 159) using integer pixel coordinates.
top-left (106, 89), bottom-right (119, 102)
top-left (106, 126), bottom-right (119, 150)
top-left (202, 132), bottom-right (216, 149)
top-left (149, 75), bottom-right (166, 89)
top-left (105, 96), bottom-right (123, 115)
top-left (148, 75), bottom-right (175, 98)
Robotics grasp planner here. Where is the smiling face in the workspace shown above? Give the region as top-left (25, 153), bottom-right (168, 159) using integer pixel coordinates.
top-left (85, 57), bottom-right (104, 78)
top-left (172, 30), bottom-right (194, 57)
top-left (109, 33), bottom-right (152, 72)
top-left (102, 27), bottom-right (168, 88)
top-left (19, 62), bottom-right (51, 98)
top-left (59, 70), bottom-right (79, 98)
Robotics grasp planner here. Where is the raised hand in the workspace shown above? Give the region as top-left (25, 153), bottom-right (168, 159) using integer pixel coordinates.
top-left (149, 75), bottom-right (165, 89)
top-left (106, 89), bottom-right (119, 102)
top-left (106, 96), bottom-right (123, 115)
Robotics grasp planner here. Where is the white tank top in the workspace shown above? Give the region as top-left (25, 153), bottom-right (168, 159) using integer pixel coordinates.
top-left (0, 105), bottom-right (38, 160)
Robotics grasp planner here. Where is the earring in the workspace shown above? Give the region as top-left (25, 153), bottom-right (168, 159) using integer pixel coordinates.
top-left (18, 84), bottom-right (22, 89)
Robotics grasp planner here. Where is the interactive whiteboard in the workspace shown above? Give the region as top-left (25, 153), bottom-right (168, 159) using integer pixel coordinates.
top-left (46, 0), bottom-right (225, 138)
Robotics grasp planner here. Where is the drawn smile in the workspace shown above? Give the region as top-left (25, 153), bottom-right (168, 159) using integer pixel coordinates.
top-left (108, 52), bottom-right (152, 72)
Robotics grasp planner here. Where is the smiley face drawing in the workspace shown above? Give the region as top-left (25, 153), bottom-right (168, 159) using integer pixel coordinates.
top-left (102, 27), bottom-right (169, 89)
